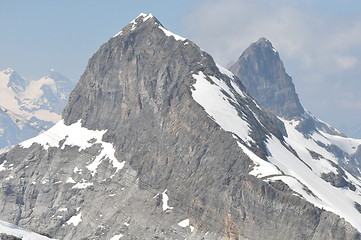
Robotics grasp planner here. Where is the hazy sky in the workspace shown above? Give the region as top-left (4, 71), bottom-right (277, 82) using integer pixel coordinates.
top-left (1, 0), bottom-right (360, 138)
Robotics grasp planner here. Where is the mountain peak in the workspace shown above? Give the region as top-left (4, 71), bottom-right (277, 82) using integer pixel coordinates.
top-left (113, 13), bottom-right (186, 41)
top-left (45, 69), bottom-right (66, 80)
top-left (133, 13), bottom-right (155, 22)
top-left (3, 68), bottom-right (15, 75)
top-left (229, 38), bottom-right (304, 119)
top-left (252, 37), bottom-right (278, 53)
top-left (255, 37), bottom-right (271, 44)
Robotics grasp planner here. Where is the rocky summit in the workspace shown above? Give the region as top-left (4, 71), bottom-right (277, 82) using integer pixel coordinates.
top-left (229, 38), bottom-right (304, 119)
top-left (0, 14), bottom-right (360, 240)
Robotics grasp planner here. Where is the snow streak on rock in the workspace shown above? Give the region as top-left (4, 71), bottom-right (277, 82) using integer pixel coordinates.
top-left (20, 119), bottom-right (124, 176)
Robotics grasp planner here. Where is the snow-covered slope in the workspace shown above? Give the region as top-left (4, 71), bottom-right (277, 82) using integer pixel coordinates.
top-left (0, 219), bottom-right (53, 240)
top-left (191, 67), bottom-right (361, 232)
top-left (0, 68), bottom-right (74, 150)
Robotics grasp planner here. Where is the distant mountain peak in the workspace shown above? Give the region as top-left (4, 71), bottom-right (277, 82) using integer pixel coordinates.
top-left (45, 69), bottom-right (67, 80)
top-left (254, 37), bottom-right (278, 53)
top-left (229, 38), bottom-right (304, 119)
top-left (0, 68), bottom-right (74, 149)
top-left (3, 68), bottom-right (15, 75)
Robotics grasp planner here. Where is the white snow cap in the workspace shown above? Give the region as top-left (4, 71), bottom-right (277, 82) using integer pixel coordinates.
top-left (114, 13), bottom-right (187, 42)
top-left (137, 13), bottom-right (154, 21)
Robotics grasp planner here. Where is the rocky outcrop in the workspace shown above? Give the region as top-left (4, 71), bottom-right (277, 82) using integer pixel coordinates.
top-left (0, 14), bottom-right (360, 239)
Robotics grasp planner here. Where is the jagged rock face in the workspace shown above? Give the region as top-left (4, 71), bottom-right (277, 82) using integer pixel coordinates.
top-left (229, 38), bottom-right (304, 119)
top-left (0, 14), bottom-right (360, 240)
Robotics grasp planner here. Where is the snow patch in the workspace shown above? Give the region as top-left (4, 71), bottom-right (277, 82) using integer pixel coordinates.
top-left (0, 219), bottom-right (53, 240)
top-left (158, 26), bottom-right (186, 41)
top-left (20, 120), bottom-right (124, 176)
top-left (237, 141), bottom-right (281, 178)
top-left (178, 219), bottom-right (189, 227)
top-left (178, 218), bottom-right (195, 232)
top-left (0, 160), bottom-right (7, 171)
top-left (66, 177), bottom-right (76, 184)
top-left (110, 234), bottom-right (124, 240)
top-left (162, 189), bottom-right (173, 211)
top-left (67, 212), bottom-right (82, 226)
top-left (129, 13), bottom-right (154, 32)
top-left (318, 131), bottom-right (361, 155)
top-left (216, 63), bottom-right (234, 79)
top-left (72, 179), bottom-right (93, 189)
top-left (73, 167), bottom-right (82, 174)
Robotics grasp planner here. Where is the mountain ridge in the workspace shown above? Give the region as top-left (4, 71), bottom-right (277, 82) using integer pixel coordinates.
top-left (0, 13), bottom-right (360, 239)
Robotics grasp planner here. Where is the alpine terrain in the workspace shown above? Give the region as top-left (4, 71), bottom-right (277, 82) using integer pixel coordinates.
top-left (0, 14), bottom-right (360, 239)
top-left (229, 38), bottom-right (361, 179)
top-left (0, 68), bottom-right (74, 152)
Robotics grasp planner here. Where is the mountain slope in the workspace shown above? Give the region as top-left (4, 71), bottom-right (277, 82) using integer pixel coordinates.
top-left (0, 68), bottom-right (75, 150)
top-left (0, 14), bottom-right (360, 240)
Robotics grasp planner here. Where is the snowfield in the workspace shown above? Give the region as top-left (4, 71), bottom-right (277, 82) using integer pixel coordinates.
top-left (0, 220), bottom-right (53, 240)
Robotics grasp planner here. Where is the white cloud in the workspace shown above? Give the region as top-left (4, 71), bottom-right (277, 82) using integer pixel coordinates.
top-left (334, 55), bottom-right (359, 70)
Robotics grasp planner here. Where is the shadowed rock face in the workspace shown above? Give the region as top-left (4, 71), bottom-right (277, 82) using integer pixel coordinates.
top-left (229, 38), bottom-right (304, 119)
top-left (0, 15), bottom-right (360, 240)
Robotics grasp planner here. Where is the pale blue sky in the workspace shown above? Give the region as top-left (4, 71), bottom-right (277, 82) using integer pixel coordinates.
top-left (1, 0), bottom-right (361, 137)
top-left (0, 0), bottom-right (196, 79)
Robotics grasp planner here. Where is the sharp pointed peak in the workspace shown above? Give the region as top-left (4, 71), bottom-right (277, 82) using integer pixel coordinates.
top-left (249, 37), bottom-right (278, 53)
top-left (255, 37), bottom-right (271, 43)
top-left (134, 13), bottom-right (155, 22)
top-left (113, 13), bottom-right (186, 42)
top-left (113, 13), bottom-right (159, 38)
